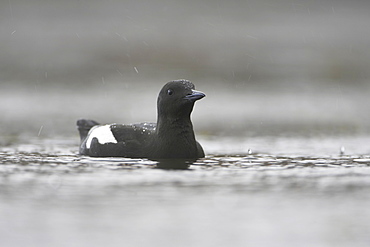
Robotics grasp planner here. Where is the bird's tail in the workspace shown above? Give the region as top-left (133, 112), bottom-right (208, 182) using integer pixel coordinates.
top-left (76, 119), bottom-right (100, 142)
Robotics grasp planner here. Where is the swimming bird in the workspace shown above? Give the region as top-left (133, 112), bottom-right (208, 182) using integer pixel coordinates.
top-left (77, 80), bottom-right (205, 159)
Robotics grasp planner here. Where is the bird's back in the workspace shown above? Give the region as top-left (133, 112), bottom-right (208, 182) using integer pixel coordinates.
top-left (110, 122), bottom-right (156, 147)
top-left (79, 121), bottom-right (156, 157)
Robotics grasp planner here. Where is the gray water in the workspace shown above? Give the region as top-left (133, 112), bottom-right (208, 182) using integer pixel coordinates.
top-left (1, 134), bottom-right (370, 247)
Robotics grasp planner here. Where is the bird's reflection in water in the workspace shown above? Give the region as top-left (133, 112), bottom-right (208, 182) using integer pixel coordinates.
top-left (154, 159), bottom-right (197, 170)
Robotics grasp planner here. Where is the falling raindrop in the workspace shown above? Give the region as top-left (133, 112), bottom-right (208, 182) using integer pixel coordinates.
top-left (38, 126), bottom-right (44, 137)
top-left (134, 67), bottom-right (139, 73)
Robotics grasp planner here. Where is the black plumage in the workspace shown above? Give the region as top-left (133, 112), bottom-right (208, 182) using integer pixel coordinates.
top-left (77, 80), bottom-right (205, 159)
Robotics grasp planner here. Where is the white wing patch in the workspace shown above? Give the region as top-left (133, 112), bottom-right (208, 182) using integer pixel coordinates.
top-left (86, 124), bottom-right (117, 149)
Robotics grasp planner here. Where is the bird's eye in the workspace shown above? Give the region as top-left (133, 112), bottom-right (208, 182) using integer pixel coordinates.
top-left (167, 89), bottom-right (174, 95)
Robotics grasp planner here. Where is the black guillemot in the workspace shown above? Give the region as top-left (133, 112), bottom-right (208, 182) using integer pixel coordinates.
top-left (77, 80), bottom-right (205, 159)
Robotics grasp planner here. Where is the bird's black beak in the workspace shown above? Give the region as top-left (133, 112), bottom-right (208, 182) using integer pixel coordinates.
top-left (184, 90), bottom-right (206, 102)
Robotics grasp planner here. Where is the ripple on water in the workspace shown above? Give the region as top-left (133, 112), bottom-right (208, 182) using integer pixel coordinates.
top-left (1, 148), bottom-right (370, 172)
top-left (1, 138), bottom-right (370, 247)
top-left (1, 138), bottom-right (370, 194)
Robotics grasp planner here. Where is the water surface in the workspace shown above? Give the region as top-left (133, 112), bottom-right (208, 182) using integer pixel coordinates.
top-left (1, 135), bottom-right (370, 247)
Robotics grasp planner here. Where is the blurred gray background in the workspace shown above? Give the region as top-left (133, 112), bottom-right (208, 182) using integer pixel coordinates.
top-left (1, 0), bottom-right (370, 139)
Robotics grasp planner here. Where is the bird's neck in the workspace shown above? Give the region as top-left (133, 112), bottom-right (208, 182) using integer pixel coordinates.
top-left (150, 115), bottom-right (198, 159)
top-left (156, 115), bottom-right (195, 140)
